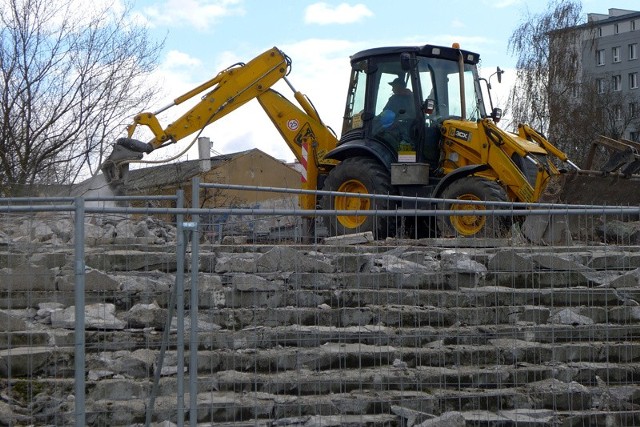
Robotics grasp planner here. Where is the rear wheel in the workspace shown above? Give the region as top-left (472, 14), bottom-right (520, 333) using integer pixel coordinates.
top-left (321, 157), bottom-right (395, 238)
top-left (438, 176), bottom-right (511, 238)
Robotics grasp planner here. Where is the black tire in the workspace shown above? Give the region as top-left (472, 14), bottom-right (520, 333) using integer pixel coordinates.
top-left (321, 157), bottom-right (395, 238)
top-left (438, 176), bottom-right (511, 238)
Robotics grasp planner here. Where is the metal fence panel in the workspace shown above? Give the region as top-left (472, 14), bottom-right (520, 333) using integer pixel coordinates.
top-left (1, 187), bottom-right (640, 426)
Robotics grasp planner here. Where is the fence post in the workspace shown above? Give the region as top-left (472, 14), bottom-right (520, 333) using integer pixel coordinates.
top-left (73, 197), bottom-right (86, 427)
top-left (189, 177), bottom-right (200, 425)
top-left (176, 190), bottom-right (185, 426)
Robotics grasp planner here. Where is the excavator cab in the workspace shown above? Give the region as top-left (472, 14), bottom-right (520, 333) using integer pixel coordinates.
top-left (339, 45), bottom-right (487, 169)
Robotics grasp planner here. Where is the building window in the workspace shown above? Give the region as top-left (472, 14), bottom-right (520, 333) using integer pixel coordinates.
top-left (630, 72), bottom-right (638, 89)
top-left (596, 49), bottom-right (605, 66)
top-left (597, 78), bottom-right (606, 94)
top-left (631, 131), bottom-right (640, 141)
top-left (613, 75), bottom-right (622, 91)
top-left (615, 23), bottom-right (620, 34)
top-left (571, 84), bottom-right (580, 98)
top-left (613, 46), bottom-right (621, 63)
top-left (598, 27), bottom-right (603, 37)
top-left (630, 43), bottom-right (638, 60)
top-left (633, 20), bottom-right (637, 31)
top-left (629, 102), bottom-right (637, 117)
top-left (614, 105), bottom-right (622, 121)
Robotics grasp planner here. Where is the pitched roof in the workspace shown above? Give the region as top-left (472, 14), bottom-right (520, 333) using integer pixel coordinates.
top-left (124, 149), bottom-right (255, 192)
top-left (69, 148), bottom-right (293, 197)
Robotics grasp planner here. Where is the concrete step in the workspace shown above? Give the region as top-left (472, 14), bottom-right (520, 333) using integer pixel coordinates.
top-left (198, 323), bottom-right (640, 349)
top-left (83, 386), bottom-right (640, 426)
top-left (4, 283), bottom-right (636, 311)
top-left (4, 320), bottom-right (640, 355)
top-left (197, 305), bottom-right (640, 330)
top-left (7, 362), bottom-right (640, 401)
top-left (190, 342), bottom-right (640, 374)
top-left (7, 336), bottom-right (640, 382)
top-left (6, 376), bottom-right (640, 427)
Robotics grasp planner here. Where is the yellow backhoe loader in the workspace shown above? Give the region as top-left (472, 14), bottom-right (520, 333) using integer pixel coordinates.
top-left (100, 44), bottom-right (625, 239)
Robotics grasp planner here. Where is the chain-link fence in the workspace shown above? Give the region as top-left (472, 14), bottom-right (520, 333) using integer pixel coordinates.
top-left (1, 183), bottom-right (640, 426)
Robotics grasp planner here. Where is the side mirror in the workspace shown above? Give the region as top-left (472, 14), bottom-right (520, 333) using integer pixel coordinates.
top-left (400, 52), bottom-right (413, 71)
top-left (491, 107), bottom-right (502, 123)
top-left (422, 99), bottom-right (436, 115)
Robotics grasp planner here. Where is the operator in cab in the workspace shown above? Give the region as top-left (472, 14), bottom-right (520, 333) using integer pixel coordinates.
top-left (372, 77), bottom-right (417, 151)
top-left (384, 77), bottom-right (414, 118)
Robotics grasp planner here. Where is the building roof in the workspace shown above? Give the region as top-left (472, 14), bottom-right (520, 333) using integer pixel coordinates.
top-left (68, 148), bottom-right (285, 198)
top-left (588, 9), bottom-right (640, 23)
top-left (549, 8), bottom-right (640, 35)
top-left (123, 149), bottom-right (251, 191)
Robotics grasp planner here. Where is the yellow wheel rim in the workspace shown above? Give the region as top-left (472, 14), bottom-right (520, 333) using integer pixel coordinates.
top-left (335, 179), bottom-right (370, 229)
top-left (449, 193), bottom-right (486, 236)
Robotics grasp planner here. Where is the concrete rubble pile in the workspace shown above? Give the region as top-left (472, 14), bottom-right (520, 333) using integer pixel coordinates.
top-left (1, 214), bottom-right (640, 426)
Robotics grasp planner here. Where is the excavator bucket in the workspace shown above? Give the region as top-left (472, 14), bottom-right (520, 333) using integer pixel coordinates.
top-left (100, 138), bottom-right (152, 195)
top-left (554, 136), bottom-right (640, 206)
top-left (522, 136), bottom-right (640, 245)
top-left (552, 170), bottom-right (640, 206)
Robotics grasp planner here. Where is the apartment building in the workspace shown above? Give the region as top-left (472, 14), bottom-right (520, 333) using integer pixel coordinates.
top-left (567, 8), bottom-right (640, 140)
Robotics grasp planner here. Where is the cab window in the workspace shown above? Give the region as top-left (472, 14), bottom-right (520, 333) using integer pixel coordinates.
top-left (342, 65), bottom-right (367, 133)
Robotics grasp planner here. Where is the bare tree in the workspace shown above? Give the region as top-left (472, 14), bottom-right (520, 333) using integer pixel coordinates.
top-left (564, 78), bottom-right (640, 168)
top-left (508, 0), bottom-right (640, 166)
top-left (507, 0), bottom-right (583, 136)
top-left (0, 0), bottom-right (162, 196)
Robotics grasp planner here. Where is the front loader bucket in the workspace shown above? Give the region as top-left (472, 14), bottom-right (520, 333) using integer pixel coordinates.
top-left (521, 170), bottom-right (640, 245)
top-left (553, 170), bottom-right (640, 207)
top-left (100, 138), bottom-right (153, 195)
top-left (522, 135), bottom-right (640, 245)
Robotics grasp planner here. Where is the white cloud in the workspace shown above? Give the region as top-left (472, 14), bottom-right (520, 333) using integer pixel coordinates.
top-left (304, 2), bottom-right (373, 25)
top-left (489, 0), bottom-right (523, 9)
top-left (165, 50), bottom-right (203, 69)
top-left (141, 0), bottom-right (244, 31)
top-left (451, 19), bottom-right (465, 29)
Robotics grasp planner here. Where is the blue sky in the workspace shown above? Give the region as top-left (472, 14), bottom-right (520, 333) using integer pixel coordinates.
top-left (125, 0), bottom-right (640, 163)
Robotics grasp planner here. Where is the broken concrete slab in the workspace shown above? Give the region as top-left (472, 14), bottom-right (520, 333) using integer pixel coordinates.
top-left (0, 346), bottom-right (54, 377)
top-left (56, 268), bottom-right (121, 292)
top-left (324, 231), bottom-right (374, 245)
top-left (549, 308), bottom-right (595, 326)
top-left (0, 310), bottom-right (27, 332)
top-left (232, 273), bottom-right (282, 292)
top-left (214, 252), bottom-right (260, 273)
top-left (257, 246), bottom-right (334, 273)
top-left (121, 301), bottom-right (167, 330)
top-left (416, 411), bottom-right (466, 427)
top-left (85, 250), bottom-right (177, 272)
top-left (530, 253), bottom-right (588, 271)
top-left (50, 303), bottom-right (125, 330)
top-left (0, 264), bottom-right (56, 291)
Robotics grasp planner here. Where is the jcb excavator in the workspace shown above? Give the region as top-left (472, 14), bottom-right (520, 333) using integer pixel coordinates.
top-left (101, 44), bottom-right (583, 239)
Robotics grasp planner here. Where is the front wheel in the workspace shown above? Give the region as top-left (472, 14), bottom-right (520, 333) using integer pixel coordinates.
top-left (438, 176), bottom-right (511, 238)
top-left (321, 157), bottom-right (395, 238)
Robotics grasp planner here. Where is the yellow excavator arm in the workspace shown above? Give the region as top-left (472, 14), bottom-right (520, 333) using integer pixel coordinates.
top-left (129, 48), bottom-right (288, 150)
top-left (102, 47), bottom-right (338, 209)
